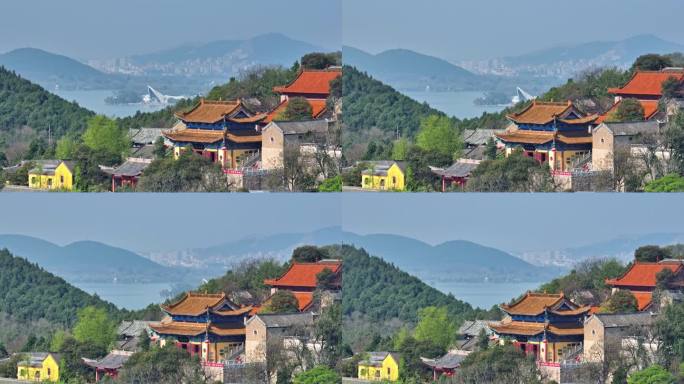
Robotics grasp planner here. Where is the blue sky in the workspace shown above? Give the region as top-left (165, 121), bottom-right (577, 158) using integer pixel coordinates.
top-left (343, 0), bottom-right (684, 61)
top-left (0, 194), bottom-right (682, 254)
top-left (0, 0), bottom-right (341, 59)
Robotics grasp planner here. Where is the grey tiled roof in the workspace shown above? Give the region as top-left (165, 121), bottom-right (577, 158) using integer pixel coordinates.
top-left (458, 320), bottom-right (492, 337)
top-left (19, 352), bottom-right (60, 367)
top-left (83, 351), bottom-right (132, 370)
top-left (421, 351), bottom-right (468, 369)
top-left (129, 128), bottom-right (165, 145)
top-left (360, 161), bottom-right (406, 176)
top-left (598, 121), bottom-right (660, 136)
top-left (118, 320), bottom-right (152, 338)
top-left (110, 159), bottom-right (152, 177)
top-left (463, 129), bottom-right (500, 146)
top-left (591, 312), bottom-right (655, 328)
top-left (362, 352), bottom-right (400, 367)
top-left (267, 120), bottom-right (329, 135)
top-left (256, 312), bottom-right (315, 328)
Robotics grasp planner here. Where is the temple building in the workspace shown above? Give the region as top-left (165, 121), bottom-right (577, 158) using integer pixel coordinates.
top-left (149, 292), bottom-right (253, 364)
top-left (265, 68), bottom-right (341, 122)
top-left (263, 260), bottom-right (342, 312)
top-left (597, 68), bottom-right (684, 123)
top-left (496, 101), bottom-right (597, 172)
top-left (163, 99), bottom-right (265, 169)
top-left (605, 260), bottom-right (684, 311)
top-left (489, 292), bottom-right (589, 364)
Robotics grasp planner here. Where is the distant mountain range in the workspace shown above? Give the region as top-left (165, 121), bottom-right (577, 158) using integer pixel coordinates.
top-left (145, 227), bottom-right (565, 284)
top-left (91, 33), bottom-right (326, 83)
top-left (0, 235), bottom-right (197, 284)
top-left (517, 232), bottom-right (684, 267)
top-left (459, 34), bottom-right (684, 79)
top-left (0, 47), bottom-right (124, 91)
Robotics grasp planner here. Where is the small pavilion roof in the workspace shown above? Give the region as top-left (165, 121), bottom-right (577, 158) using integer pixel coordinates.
top-left (421, 351), bottom-right (469, 370)
top-left (82, 350), bottom-right (133, 370)
top-left (608, 70), bottom-right (684, 97)
top-left (264, 260), bottom-right (342, 289)
top-left (506, 100), bottom-right (597, 125)
top-left (500, 292), bottom-right (589, 317)
top-left (605, 260), bottom-right (683, 289)
top-left (273, 68), bottom-right (341, 96)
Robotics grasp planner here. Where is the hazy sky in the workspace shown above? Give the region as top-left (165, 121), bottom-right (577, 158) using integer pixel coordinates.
top-left (343, 0), bottom-right (684, 61)
top-left (0, 0), bottom-right (341, 60)
top-left (0, 194), bottom-right (682, 255)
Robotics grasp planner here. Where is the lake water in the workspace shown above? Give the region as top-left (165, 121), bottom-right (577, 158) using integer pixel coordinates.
top-left (73, 282), bottom-right (174, 310)
top-left (402, 90), bottom-right (506, 119)
top-left (52, 89), bottom-right (166, 118)
top-left (429, 281), bottom-right (545, 309)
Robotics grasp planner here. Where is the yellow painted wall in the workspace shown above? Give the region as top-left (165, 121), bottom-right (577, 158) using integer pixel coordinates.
top-left (361, 164), bottom-right (405, 191)
top-left (17, 354), bottom-right (59, 382)
top-left (358, 354), bottom-right (400, 381)
top-left (28, 163), bottom-right (73, 190)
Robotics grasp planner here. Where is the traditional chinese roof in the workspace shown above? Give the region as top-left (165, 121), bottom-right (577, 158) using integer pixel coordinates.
top-left (594, 121), bottom-right (660, 137)
top-left (161, 292), bottom-right (237, 316)
top-left (248, 312), bottom-right (315, 328)
top-left (150, 320), bottom-right (246, 337)
top-left (128, 127), bottom-right (165, 145)
top-left (163, 129), bottom-right (225, 143)
top-left (175, 99), bottom-right (243, 124)
top-left (496, 130), bottom-right (592, 145)
top-left (264, 260), bottom-right (342, 289)
top-left (82, 350), bottom-right (133, 370)
top-left (264, 99), bottom-right (328, 123)
top-left (605, 261), bottom-right (683, 289)
top-left (110, 158), bottom-right (152, 177)
top-left (608, 70), bottom-right (684, 97)
top-left (421, 351), bottom-right (469, 370)
top-left (500, 292), bottom-right (589, 317)
top-left (273, 68), bottom-right (341, 96)
top-left (264, 120), bottom-right (330, 135)
top-left (489, 320), bottom-right (584, 337)
top-left (463, 129), bottom-right (502, 146)
top-left (633, 292), bottom-right (654, 311)
top-left (431, 160), bottom-right (481, 178)
top-left (589, 312), bottom-right (655, 328)
top-left (596, 99), bottom-right (660, 124)
top-left (506, 100), bottom-right (598, 125)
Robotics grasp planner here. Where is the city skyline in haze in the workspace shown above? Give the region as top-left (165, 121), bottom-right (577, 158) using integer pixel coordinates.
top-left (343, 0), bottom-right (684, 62)
top-left (0, 194), bottom-right (682, 256)
top-left (0, 0), bottom-right (341, 60)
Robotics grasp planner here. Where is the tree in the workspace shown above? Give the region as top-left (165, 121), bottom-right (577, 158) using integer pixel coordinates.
top-left (455, 344), bottom-right (543, 384)
top-left (656, 269), bottom-right (675, 291)
top-left (632, 54), bottom-right (674, 71)
top-left (416, 115), bottom-right (462, 159)
top-left (318, 175), bottom-right (342, 192)
top-left (266, 291), bottom-right (299, 313)
top-left (280, 97), bottom-right (313, 121)
top-left (292, 246), bottom-right (326, 263)
top-left (405, 145), bottom-right (452, 191)
top-left (627, 365), bottom-right (675, 384)
top-left (293, 365), bottom-right (341, 384)
top-left (82, 115), bottom-right (129, 161)
top-left (476, 328), bottom-right (490, 351)
top-left (138, 151), bottom-right (232, 192)
top-left (635, 245), bottom-right (670, 263)
top-left (55, 136), bottom-right (79, 160)
top-left (316, 268), bottom-right (338, 290)
top-left (118, 345), bottom-right (208, 383)
top-left (300, 52), bottom-right (341, 70)
top-left (392, 138), bottom-right (409, 161)
top-left (485, 137), bottom-right (497, 160)
top-left (153, 136), bottom-right (166, 159)
top-left (466, 149), bottom-right (555, 192)
top-left (654, 302), bottom-right (684, 367)
top-left (662, 77), bottom-right (681, 99)
top-left (312, 303), bottom-right (343, 367)
top-left (72, 306), bottom-right (116, 350)
top-left (603, 290), bottom-right (638, 314)
top-left (644, 174), bottom-right (684, 192)
top-left (50, 330), bottom-right (69, 352)
top-left (612, 98), bottom-right (645, 122)
top-left (413, 306), bottom-right (456, 350)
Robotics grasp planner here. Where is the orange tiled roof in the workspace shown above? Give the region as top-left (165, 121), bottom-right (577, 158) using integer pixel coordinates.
top-left (500, 292), bottom-right (588, 316)
top-left (489, 320), bottom-right (583, 337)
top-left (257, 291), bottom-right (314, 313)
top-left (264, 260), bottom-right (342, 289)
top-left (605, 261), bottom-right (683, 288)
top-left (161, 292), bottom-right (227, 316)
top-left (633, 292), bottom-right (654, 311)
top-left (496, 130), bottom-right (592, 145)
top-left (596, 99), bottom-right (660, 124)
top-left (163, 129), bottom-right (225, 143)
top-left (176, 99), bottom-right (242, 124)
top-left (226, 132), bottom-right (262, 144)
top-left (273, 68), bottom-right (341, 96)
top-left (150, 320), bottom-right (245, 337)
top-left (507, 100), bottom-right (596, 125)
top-left (608, 70), bottom-right (684, 97)
top-left (214, 306), bottom-right (254, 316)
top-left (264, 99), bottom-right (328, 123)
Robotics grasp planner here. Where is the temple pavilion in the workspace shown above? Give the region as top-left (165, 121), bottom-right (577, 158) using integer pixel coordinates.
top-left (263, 260), bottom-right (342, 312)
top-left (163, 99), bottom-right (266, 169)
top-left (496, 100), bottom-right (598, 172)
top-left (489, 292), bottom-right (589, 364)
top-left (149, 292), bottom-right (253, 364)
top-left (605, 260), bottom-right (684, 311)
top-left (265, 68), bottom-right (341, 122)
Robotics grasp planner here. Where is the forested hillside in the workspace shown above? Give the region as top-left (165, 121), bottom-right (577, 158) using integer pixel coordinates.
top-left (0, 67), bottom-right (94, 160)
top-left (0, 249), bottom-right (159, 351)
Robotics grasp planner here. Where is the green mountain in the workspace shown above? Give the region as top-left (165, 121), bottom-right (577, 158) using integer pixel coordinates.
top-left (0, 67), bottom-right (94, 154)
top-left (343, 46), bottom-right (485, 91)
top-left (0, 235), bottom-right (195, 284)
top-left (0, 48), bottom-right (123, 90)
